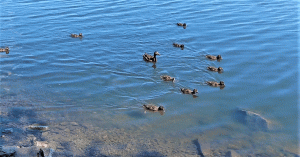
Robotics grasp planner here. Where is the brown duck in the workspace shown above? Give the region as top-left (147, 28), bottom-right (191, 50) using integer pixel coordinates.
top-left (181, 88), bottom-right (198, 95)
top-left (143, 51), bottom-right (160, 62)
top-left (143, 104), bottom-right (165, 111)
top-left (206, 81), bottom-right (225, 87)
top-left (0, 47), bottom-right (9, 53)
top-left (207, 66), bottom-right (223, 73)
top-left (173, 43), bottom-right (184, 49)
top-left (161, 75), bottom-right (175, 82)
top-left (177, 23), bottom-right (187, 27)
top-left (71, 33), bottom-right (83, 38)
top-left (206, 55), bottom-right (222, 60)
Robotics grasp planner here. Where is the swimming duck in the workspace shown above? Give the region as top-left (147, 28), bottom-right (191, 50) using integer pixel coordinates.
top-left (177, 23), bottom-right (187, 27)
top-left (161, 75), bottom-right (175, 82)
top-left (71, 33), bottom-right (83, 38)
top-left (0, 47), bottom-right (9, 52)
top-left (173, 43), bottom-right (184, 49)
top-left (143, 51), bottom-right (160, 62)
top-left (206, 55), bottom-right (222, 60)
top-left (143, 104), bottom-right (165, 111)
top-left (206, 81), bottom-right (225, 87)
top-left (207, 66), bottom-right (223, 73)
top-left (181, 88), bottom-right (198, 95)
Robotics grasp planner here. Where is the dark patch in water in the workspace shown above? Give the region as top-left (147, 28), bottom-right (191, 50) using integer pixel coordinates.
top-left (9, 107), bottom-right (37, 119)
top-left (192, 139), bottom-right (205, 157)
top-left (233, 108), bottom-right (269, 131)
top-left (135, 151), bottom-right (165, 157)
top-left (1, 93), bottom-right (17, 99)
top-left (233, 109), bottom-right (247, 124)
top-left (84, 141), bottom-right (109, 157)
top-left (126, 111), bottom-right (146, 119)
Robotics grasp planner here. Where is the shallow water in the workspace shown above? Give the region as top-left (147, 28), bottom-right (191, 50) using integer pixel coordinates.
top-left (0, 0), bottom-right (299, 156)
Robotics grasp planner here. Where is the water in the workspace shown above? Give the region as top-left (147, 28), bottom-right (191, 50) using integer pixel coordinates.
top-left (0, 0), bottom-right (299, 156)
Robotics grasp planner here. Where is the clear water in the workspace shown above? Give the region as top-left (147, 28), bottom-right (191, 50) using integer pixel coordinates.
top-left (1, 0), bottom-right (299, 156)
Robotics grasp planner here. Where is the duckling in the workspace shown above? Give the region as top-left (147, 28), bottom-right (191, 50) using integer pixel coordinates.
top-left (143, 51), bottom-right (160, 62)
top-left (181, 88), bottom-right (198, 95)
top-left (71, 33), bottom-right (83, 38)
top-left (207, 66), bottom-right (223, 73)
top-left (177, 23), bottom-right (187, 27)
top-left (161, 75), bottom-right (175, 82)
top-left (206, 81), bottom-right (225, 87)
top-left (143, 104), bottom-right (165, 111)
top-left (173, 43), bottom-right (184, 49)
top-left (0, 47), bottom-right (9, 53)
top-left (206, 55), bottom-right (222, 61)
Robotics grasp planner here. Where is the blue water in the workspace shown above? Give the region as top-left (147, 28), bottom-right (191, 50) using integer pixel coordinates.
top-left (1, 0), bottom-right (299, 156)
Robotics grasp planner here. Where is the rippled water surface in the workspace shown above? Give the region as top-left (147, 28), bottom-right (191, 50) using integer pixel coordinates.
top-left (1, 0), bottom-right (299, 156)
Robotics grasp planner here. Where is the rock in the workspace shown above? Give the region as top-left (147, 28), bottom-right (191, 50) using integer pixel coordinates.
top-left (234, 108), bottom-right (269, 131)
top-left (0, 146), bottom-right (17, 157)
top-left (1, 146), bottom-right (54, 157)
top-left (225, 150), bottom-right (241, 157)
top-left (192, 139), bottom-right (211, 157)
top-left (36, 141), bottom-right (48, 148)
top-left (70, 122), bottom-right (78, 126)
top-left (28, 125), bottom-right (49, 131)
top-left (38, 148), bottom-right (45, 157)
top-left (2, 128), bottom-right (13, 134)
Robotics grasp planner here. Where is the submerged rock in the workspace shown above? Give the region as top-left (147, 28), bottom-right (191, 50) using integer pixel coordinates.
top-left (37, 148), bottom-right (45, 157)
top-left (192, 139), bottom-right (210, 157)
top-left (0, 146), bottom-right (16, 156)
top-left (225, 150), bottom-right (241, 157)
top-left (2, 128), bottom-right (13, 134)
top-left (0, 146), bottom-right (54, 157)
top-left (28, 124), bottom-right (49, 131)
top-left (36, 141), bottom-right (48, 148)
top-left (234, 108), bottom-right (269, 131)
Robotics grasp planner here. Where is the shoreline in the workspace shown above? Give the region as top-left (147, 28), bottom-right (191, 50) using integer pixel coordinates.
top-left (1, 95), bottom-right (299, 156)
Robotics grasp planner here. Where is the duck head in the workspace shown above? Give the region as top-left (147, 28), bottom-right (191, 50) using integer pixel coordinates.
top-left (217, 55), bottom-right (222, 60)
top-left (158, 106), bottom-right (165, 111)
top-left (218, 67), bottom-right (223, 71)
top-left (79, 33), bottom-right (83, 37)
top-left (154, 51), bottom-right (160, 56)
top-left (193, 89), bottom-right (198, 94)
top-left (219, 81), bottom-right (225, 86)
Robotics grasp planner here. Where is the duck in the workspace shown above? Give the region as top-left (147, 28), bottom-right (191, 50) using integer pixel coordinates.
top-left (173, 43), bottom-right (184, 49)
top-left (143, 51), bottom-right (160, 62)
top-left (206, 81), bottom-right (225, 87)
top-left (181, 88), bottom-right (198, 95)
top-left (0, 47), bottom-right (9, 52)
top-left (71, 33), bottom-right (83, 38)
top-left (177, 23), bottom-right (187, 27)
top-left (161, 75), bottom-right (175, 82)
top-left (143, 104), bottom-right (165, 111)
top-left (207, 66), bottom-right (223, 73)
top-left (206, 55), bottom-right (222, 60)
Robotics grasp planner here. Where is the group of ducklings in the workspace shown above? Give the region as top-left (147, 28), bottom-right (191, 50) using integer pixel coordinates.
top-left (2, 31), bottom-right (224, 113)
top-left (142, 23), bottom-right (226, 112)
top-left (205, 55), bottom-right (225, 89)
